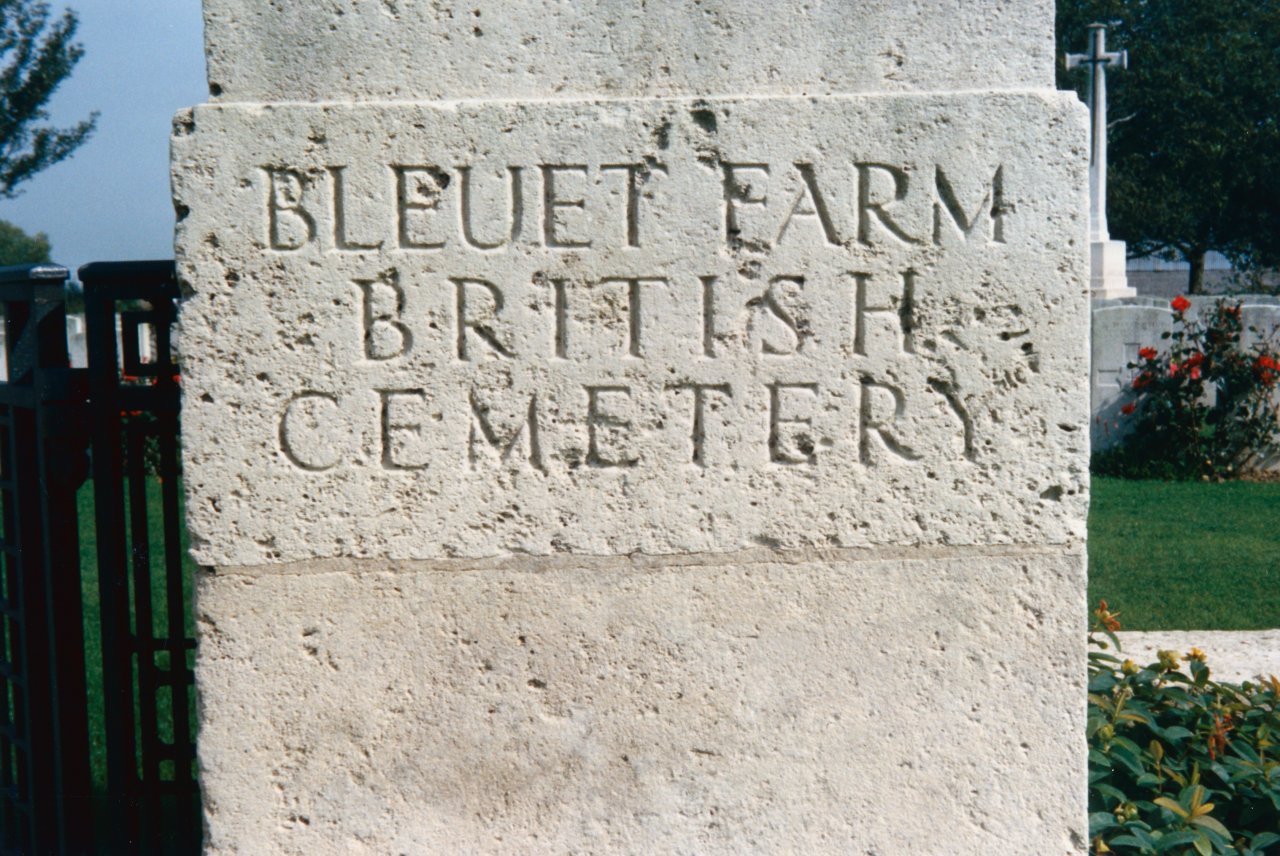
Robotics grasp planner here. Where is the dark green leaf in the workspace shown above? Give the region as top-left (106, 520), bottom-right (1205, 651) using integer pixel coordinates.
top-left (1094, 783), bottom-right (1129, 805)
top-left (1092, 672), bottom-right (1120, 692)
top-left (1153, 830), bottom-right (1200, 851)
top-left (1110, 834), bottom-right (1155, 852)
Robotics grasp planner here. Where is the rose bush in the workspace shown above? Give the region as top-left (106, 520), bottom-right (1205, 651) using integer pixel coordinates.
top-left (1094, 298), bottom-right (1280, 479)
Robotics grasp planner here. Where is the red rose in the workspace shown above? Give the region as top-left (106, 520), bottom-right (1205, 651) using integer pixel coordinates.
top-left (1171, 295), bottom-right (1191, 313)
top-left (1133, 371), bottom-right (1152, 389)
top-left (1185, 352), bottom-right (1204, 367)
top-left (1138, 346), bottom-right (1157, 360)
top-left (1121, 402), bottom-right (1136, 415)
top-left (1255, 354), bottom-right (1280, 387)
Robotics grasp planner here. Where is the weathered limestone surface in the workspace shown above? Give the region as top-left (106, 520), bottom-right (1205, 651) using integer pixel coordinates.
top-left (202, 0), bottom-right (1055, 102)
top-left (178, 1), bottom-right (1089, 853)
top-left (197, 549), bottom-right (1085, 854)
top-left (175, 95), bottom-right (1088, 567)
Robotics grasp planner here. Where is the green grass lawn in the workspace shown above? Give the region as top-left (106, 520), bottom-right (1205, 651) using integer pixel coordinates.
top-left (1088, 476), bottom-right (1280, 630)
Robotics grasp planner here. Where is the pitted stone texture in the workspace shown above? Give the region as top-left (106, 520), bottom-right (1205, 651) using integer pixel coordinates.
top-left (195, 549), bottom-right (1087, 855)
top-left (174, 93), bottom-right (1088, 567)
top-left (202, 0), bottom-right (1054, 103)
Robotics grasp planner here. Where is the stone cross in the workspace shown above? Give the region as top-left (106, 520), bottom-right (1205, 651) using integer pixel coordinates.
top-left (1066, 23), bottom-right (1128, 244)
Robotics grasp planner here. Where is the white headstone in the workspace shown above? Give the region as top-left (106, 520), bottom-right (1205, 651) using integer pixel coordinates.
top-left (176, 2), bottom-right (1090, 852)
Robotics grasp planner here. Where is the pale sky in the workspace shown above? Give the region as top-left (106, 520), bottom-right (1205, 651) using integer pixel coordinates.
top-left (0, 1), bottom-right (207, 279)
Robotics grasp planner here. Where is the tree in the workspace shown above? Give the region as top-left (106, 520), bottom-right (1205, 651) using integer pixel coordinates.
top-left (1057, 1), bottom-right (1280, 293)
top-left (0, 0), bottom-right (96, 198)
top-left (0, 217), bottom-right (50, 263)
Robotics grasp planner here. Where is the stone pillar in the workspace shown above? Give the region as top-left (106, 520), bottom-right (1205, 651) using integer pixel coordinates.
top-left (175, 2), bottom-right (1089, 852)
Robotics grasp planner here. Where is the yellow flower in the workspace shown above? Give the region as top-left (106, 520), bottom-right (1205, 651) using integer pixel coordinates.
top-left (1093, 600), bottom-right (1122, 632)
top-left (1121, 659), bottom-right (1139, 675)
top-left (1157, 650), bottom-right (1181, 671)
top-left (1186, 647), bottom-right (1207, 662)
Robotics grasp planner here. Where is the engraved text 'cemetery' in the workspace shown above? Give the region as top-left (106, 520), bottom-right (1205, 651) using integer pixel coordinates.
top-left (264, 157), bottom-right (1005, 473)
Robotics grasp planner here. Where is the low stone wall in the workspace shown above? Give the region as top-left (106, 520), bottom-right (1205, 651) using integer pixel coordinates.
top-left (1117, 631), bottom-right (1280, 685)
top-left (1091, 295), bottom-right (1280, 465)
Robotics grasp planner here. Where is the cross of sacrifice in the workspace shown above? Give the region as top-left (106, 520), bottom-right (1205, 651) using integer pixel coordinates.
top-left (1066, 23), bottom-right (1128, 243)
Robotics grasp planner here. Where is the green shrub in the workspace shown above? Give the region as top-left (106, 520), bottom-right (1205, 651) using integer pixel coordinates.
top-left (1093, 297), bottom-right (1280, 480)
top-left (1088, 602), bottom-right (1280, 855)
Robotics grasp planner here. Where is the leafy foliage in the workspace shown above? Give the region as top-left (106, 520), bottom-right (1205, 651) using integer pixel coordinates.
top-left (0, 0), bottom-right (96, 197)
top-left (1088, 603), bottom-right (1280, 855)
top-left (1093, 298), bottom-right (1280, 479)
top-left (0, 216), bottom-right (48, 263)
top-left (1057, 1), bottom-right (1280, 292)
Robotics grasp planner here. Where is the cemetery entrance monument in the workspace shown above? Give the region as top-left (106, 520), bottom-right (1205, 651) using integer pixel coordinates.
top-left (175, 1), bottom-right (1090, 852)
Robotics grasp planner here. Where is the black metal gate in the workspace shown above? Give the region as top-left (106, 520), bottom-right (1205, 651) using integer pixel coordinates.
top-left (0, 261), bottom-right (198, 855)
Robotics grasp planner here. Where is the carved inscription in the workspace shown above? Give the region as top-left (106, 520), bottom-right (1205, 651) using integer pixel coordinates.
top-left (277, 265), bottom-right (977, 471)
top-left (263, 160), bottom-right (1004, 253)
top-left (264, 156), bottom-right (1009, 473)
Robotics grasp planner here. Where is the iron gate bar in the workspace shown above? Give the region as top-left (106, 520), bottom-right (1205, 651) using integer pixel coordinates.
top-left (0, 260), bottom-right (197, 853)
top-left (0, 263), bottom-right (94, 856)
top-left (80, 260), bottom-right (197, 854)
